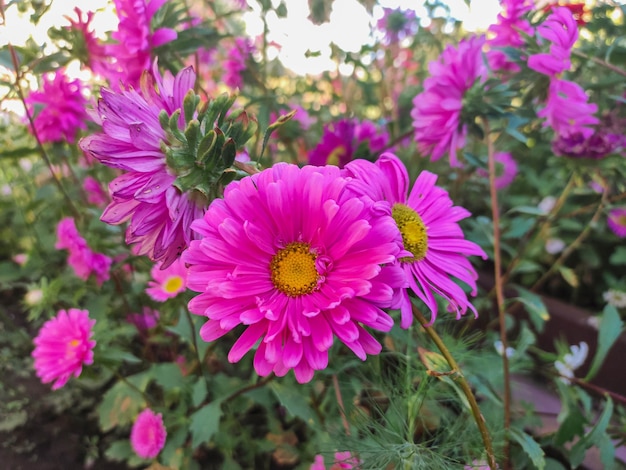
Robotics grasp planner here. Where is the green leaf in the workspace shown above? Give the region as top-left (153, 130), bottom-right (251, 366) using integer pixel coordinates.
top-left (151, 363), bottom-right (184, 392)
top-left (104, 440), bottom-right (134, 462)
top-left (510, 428), bottom-right (545, 470)
top-left (98, 376), bottom-right (148, 431)
top-left (192, 378), bottom-right (208, 408)
top-left (569, 397), bottom-right (613, 467)
top-left (558, 266), bottom-right (579, 288)
top-left (512, 287), bottom-right (549, 332)
top-left (585, 305), bottom-right (623, 381)
top-left (609, 246), bottom-right (626, 266)
top-left (270, 381), bottom-right (317, 425)
top-left (189, 400), bottom-right (223, 449)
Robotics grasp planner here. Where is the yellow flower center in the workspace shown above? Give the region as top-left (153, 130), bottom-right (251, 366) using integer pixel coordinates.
top-left (66, 339), bottom-right (80, 358)
top-left (164, 275), bottom-right (184, 293)
top-left (617, 215), bottom-right (626, 227)
top-left (270, 242), bottom-right (319, 296)
top-left (69, 339), bottom-right (80, 348)
top-left (326, 145), bottom-right (346, 166)
top-left (392, 203), bottom-right (428, 262)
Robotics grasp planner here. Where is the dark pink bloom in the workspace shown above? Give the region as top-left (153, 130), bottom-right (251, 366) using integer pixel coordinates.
top-left (308, 118), bottom-right (389, 168)
top-left (24, 70), bottom-right (88, 144)
top-left (146, 258), bottom-right (188, 301)
top-left (376, 7), bottom-right (417, 44)
top-left (130, 408), bottom-right (167, 459)
top-left (127, 307), bottom-right (160, 331)
top-left (411, 35), bottom-right (488, 167)
top-left (344, 153), bottom-right (486, 327)
top-left (608, 208), bottom-right (626, 238)
top-left (552, 129), bottom-right (622, 159)
top-left (527, 7), bottom-right (578, 77)
top-left (224, 37), bottom-right (254, 90)
top-left (311, 451), bottom-right (360, 469)
top-left (64, 8), bottom-right (110, 77)
top-left (32, 308), bottom-right (96, 390)
top-left (487, 0), bottom-right (533, 72)
top-left (538, 78), bottom-right (598, 138)
top-left (476, 152), bottom-right (518, 189)
top-left (83, 176), bottom-right (109, 206)
top-left (80, 64), bottom-right (205, 267)
top-left (183, 164), bottom-right (405, 383)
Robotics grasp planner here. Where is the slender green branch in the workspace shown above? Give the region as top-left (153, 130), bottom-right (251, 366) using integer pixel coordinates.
top-left (412, 305), bottom-right (497, 470)
top-left (333, 373), bottom-right (351, 436)
top-left (184, 308), bottom-right (211, 390)
top-left (572, 49), bottom-right (626, 78)
top-left (223, 374), bottom-right (275, 404)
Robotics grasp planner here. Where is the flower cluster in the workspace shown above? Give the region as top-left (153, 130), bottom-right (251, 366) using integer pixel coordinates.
top-left (554, 341), bottom-right (588, 384)
top-left (55, 217), bottom-right (112, 285)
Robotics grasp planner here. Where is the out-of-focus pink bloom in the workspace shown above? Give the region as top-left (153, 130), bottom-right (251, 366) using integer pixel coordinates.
top-left (24, 70), bottom-right (88, 144)
top-left (55, 217), bottom-right (85, 251)
top-left (310, 451), bottom-right (360, 469)
top-left (538, 78), bottom-right (598, 138)
top-left (224, 37), bottom-right (254, 90)
top-left (105, 0), bottom-right (177, 88)
top-left (476, 152), bottom-right (518, 189)
top-left (376, 7), bottom-right (417, 44)
top-left (130, 408), bottom-right (167, 459)
top-left (65, 8), bottom-right (110, 77)
top-left (608, 207), bottom-right (626, 238)
top-left (308, 118), bottom-right (389, 168)
top-left (487, 0), bottom-right (533, 72)
top-left (528, 7), bottom-right (578, 76)
top-left (13, 253), bottom-right (28, 266)
top-left (552, 129), bottom-right (622, 159)
top-left (32, 308), bottom-right (96, 390)
top-left (146, 258), bottom-right (188, 301)
top-left (83, 176), bottom-right (109, 206)
top-left (411, 35), bottom-right (488, 167)
top-left (127, 307), bottom-right (160, 331)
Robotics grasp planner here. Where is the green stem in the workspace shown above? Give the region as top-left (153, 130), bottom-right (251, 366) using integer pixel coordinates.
top-left (184, 308), bottom-right (211, 390)
top-left (412, 305), bottom-right (497, 470)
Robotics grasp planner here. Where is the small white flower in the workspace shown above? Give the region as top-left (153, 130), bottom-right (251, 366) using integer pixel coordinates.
top-left (586, 316), bottom-right (600, 330)
top-left (555, 341), bottom-right (588, 384)
top-left (538, 196), bottom-right (556, 214)
top-left (603, 289), bottom-right (626, 309)
top-left (494, 340), bottom-right (515, 358)
top-left (545, 238), bottom-right (565, 255)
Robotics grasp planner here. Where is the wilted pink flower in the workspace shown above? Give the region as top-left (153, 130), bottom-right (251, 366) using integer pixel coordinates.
top-left (80, 64), bottom-right (204, 267)
top-left (127, 307), bottom-right (160, 332)
top-left (224, 37), bottom-right (254, 90)
top-left (608, 207), bottom-right (626, 238)
top-left (183, 164), bottom-right (405, 383)
top-left (146, 258), bottom-right (188, 301)
top-left (105, 0), bottom-right (177, 88)
top-left (344, 153), bottom-right (487, 327)
top-left (32, 308), bottom-right (96, 390)
top-left (308, 118), bottom-right (389, 168)
top-left (487, 0), bottom-right (533, 72)
top-left (24, 70), bottom-right (88, 144)
top-left (83, 176), bottom-right (109, 206)
top-left (411, 35), bottom-right (488, 167)
top-left (538, 78), bottom-right (598, 138)
top-left (130, 408), bottom-right (167, 459)
top-left (311, 451), bottom-right (360, 469)
top-left (476, 152), bottom-right (518, 189)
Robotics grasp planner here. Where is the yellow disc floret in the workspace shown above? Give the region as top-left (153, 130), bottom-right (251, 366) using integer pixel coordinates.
top-left (392, 203), bottom-right (428, 262)
top-left (270, 242), bottom-right (319, 296)
top-left (164, 276), bottom-right (184, 294)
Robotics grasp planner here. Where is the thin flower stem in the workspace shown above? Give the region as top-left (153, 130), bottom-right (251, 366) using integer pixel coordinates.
top-left (184, 308), bottom-right (211, 390)
top-left (484, 119), bottom-right (511, 469)
top-left (572, 49), bottom-right (626, 79)
top-left (333, 374), bottom-right (351, 436)
top-left (412, 305), bottom-right (497, 470)
top-left (223, 374), bottom-right (275, 404)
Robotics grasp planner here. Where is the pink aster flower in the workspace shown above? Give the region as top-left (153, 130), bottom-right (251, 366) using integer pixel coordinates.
top-left (527, 7), bottom-right (578, 77)
top-left (127, 307), bottom-right (160, 332)
top-left (83, 176), bottom-right (109, 206)
top-left (106, 0), bottom-right (178, 88)
top-left (476, 152), bottom-right (518, 189)
top-left (608, 207), bottom-right (626, 238)
top-left (411, 35), bottom-right (489, 167)
top-left (538, 78), bottom-right (598, 138)
top-left (183, 163), bottom-right (406, 383)
top-left (308, 118), bottom-right (389, 168)
top-left (343, 153), bottom-right (487, 327)
top-left (130, 408), bottom-right (167, 459)
top-left (487, 0), bottom-right (533, 72)
top-left (24, 70), bottom-right (88, 144)
top-left (32, 308), bottom-right (96, 390)
top-left (65, 8), bottom-right (110, 77)
top-left (80, 63), bottom-right (205, 267)
top-left (224, 37), bottom-right (254, 90)
top-left (311, 451), bottom-right (360, 469)
top-left (146, 257), bottom-right (188, 301)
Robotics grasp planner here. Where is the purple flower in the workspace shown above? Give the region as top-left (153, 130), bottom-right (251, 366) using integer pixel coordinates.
top-left (476, 152), bottom-right (518, 189)
top-left (552, 129), bottom-right (622, 159)
top-left (376, 8), bottom-right (417, 44)
top-left (65, 8), bottom-right (110, 77)
top-left (528, 7), bottom-right (578, 77)
top-left (24, 70), bottom-right (88, 144)
top-left (608, 207), bottom-right (626, 238)
top-left (127, 307), bottom-right (160, 332)
top-left (308, 118), bottom-right (389, 168)
top-left (80, 64), bottom-right (205, 267)
top-left (487, 0), bottom-right (533, 72)
top-left (538, 78), bottom-right (598, 138)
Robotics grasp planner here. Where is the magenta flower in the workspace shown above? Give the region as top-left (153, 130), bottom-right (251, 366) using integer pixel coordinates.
top-left (376, 7), bottom-right (417, 44)
top-left (65, 8), bottom-right (110, 77)
top-left (308, 118), bottom-right (389, 168)
top-left (476, 152), bottom-right (518, 189)
top-left (608, 208), bottom-right (626, 238)
top-left (552, 129), bottom-right (622, 159)
top-left (183, 163), bottom-right (405, 383)
top-left (130, 408), bottom-right (167, 459)
top-left (344, 153), bottom-right (487, 327)
top-left (224, 37), bottom-right (254, 90)
top-left (32, 308), bottom-right (96, 390)
top-left (411, 35), bottom-right (488, 167)
top-left (127, 307), bottom-right (160, 332)
top-left (146, 257), bottom-right (188, 301)
top-left (83, 176), bottom-right (109, 206)
top-left (538, 78), bottom-right (598, 138)
top-left (528, 6), bottom-right (578, 77)
top-left (487, 0), bottom-right (533, 72)
top-left (311, 451), bottom-right (360, 469)
top-left (80, 64), bottom-right (205, 267)
top-left (24, 70), bottom-right (88, 144)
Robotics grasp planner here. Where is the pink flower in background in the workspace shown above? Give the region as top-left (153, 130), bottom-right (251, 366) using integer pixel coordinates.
top-left (13, 253), bottom-right (28, 266)
top-left (224, 37), bottom-right (254, 90)
top-left (552, 129), bottom-right (622, 159)
top-left (105, 0), bottom-right (177, 88)
top-left (308, 118), bottom-right (389, 168)
top-left (83, 176), bottom-right (108, 206)
top-left (80, 64), bottom-right (205, 267)
top-left (55, 217), bottom-right (84, 251)
top-left (24, 70), bottom-right (88, 144)
top-left (130, 408), bottom-right (167, 459)
top-left (411, 35), bottom-right (488, 167)
top-left (146, 258), bottom-right (188, 301)
top-left (538, 78), bottom-right (598, 138)
top-left (607, 207), bottom-right (626, 238)
top-left (344, 153), bottom-right (487, 327)
top-left (183, 163), bottom-right (405, 383)
top-left (310, 451), bottom-right (360, 469)
top-left (376, 7), bottom-right (417, 44)
top-left (476, 152), bottom-right (518, 189)
top-left (65, 8), bottom-right (110, 77)
top-left (32, 308), bottom-right (96, 390)
top-left (127, 307), bottom-right (160, 332)
top-left (487, 0), bottom-right (533, 72)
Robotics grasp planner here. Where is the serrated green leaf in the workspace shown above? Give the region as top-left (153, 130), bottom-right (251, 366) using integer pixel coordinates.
top-left (151, 363), bottom-right (184, 391)
top-left (189, 400), bottom-right (223, 449)
top-left (609, 246), bottom-right (626, 266)
top-left (192, 378), bottom-right (208, 408)
top-left (510, 428), bottom-right (545, 470)
top-left (270, 382), bottom-right (317, 425)
top-left (585, 305), bottom-right (623, 381)
top-left (98, 375), bottom-right (148, 431)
